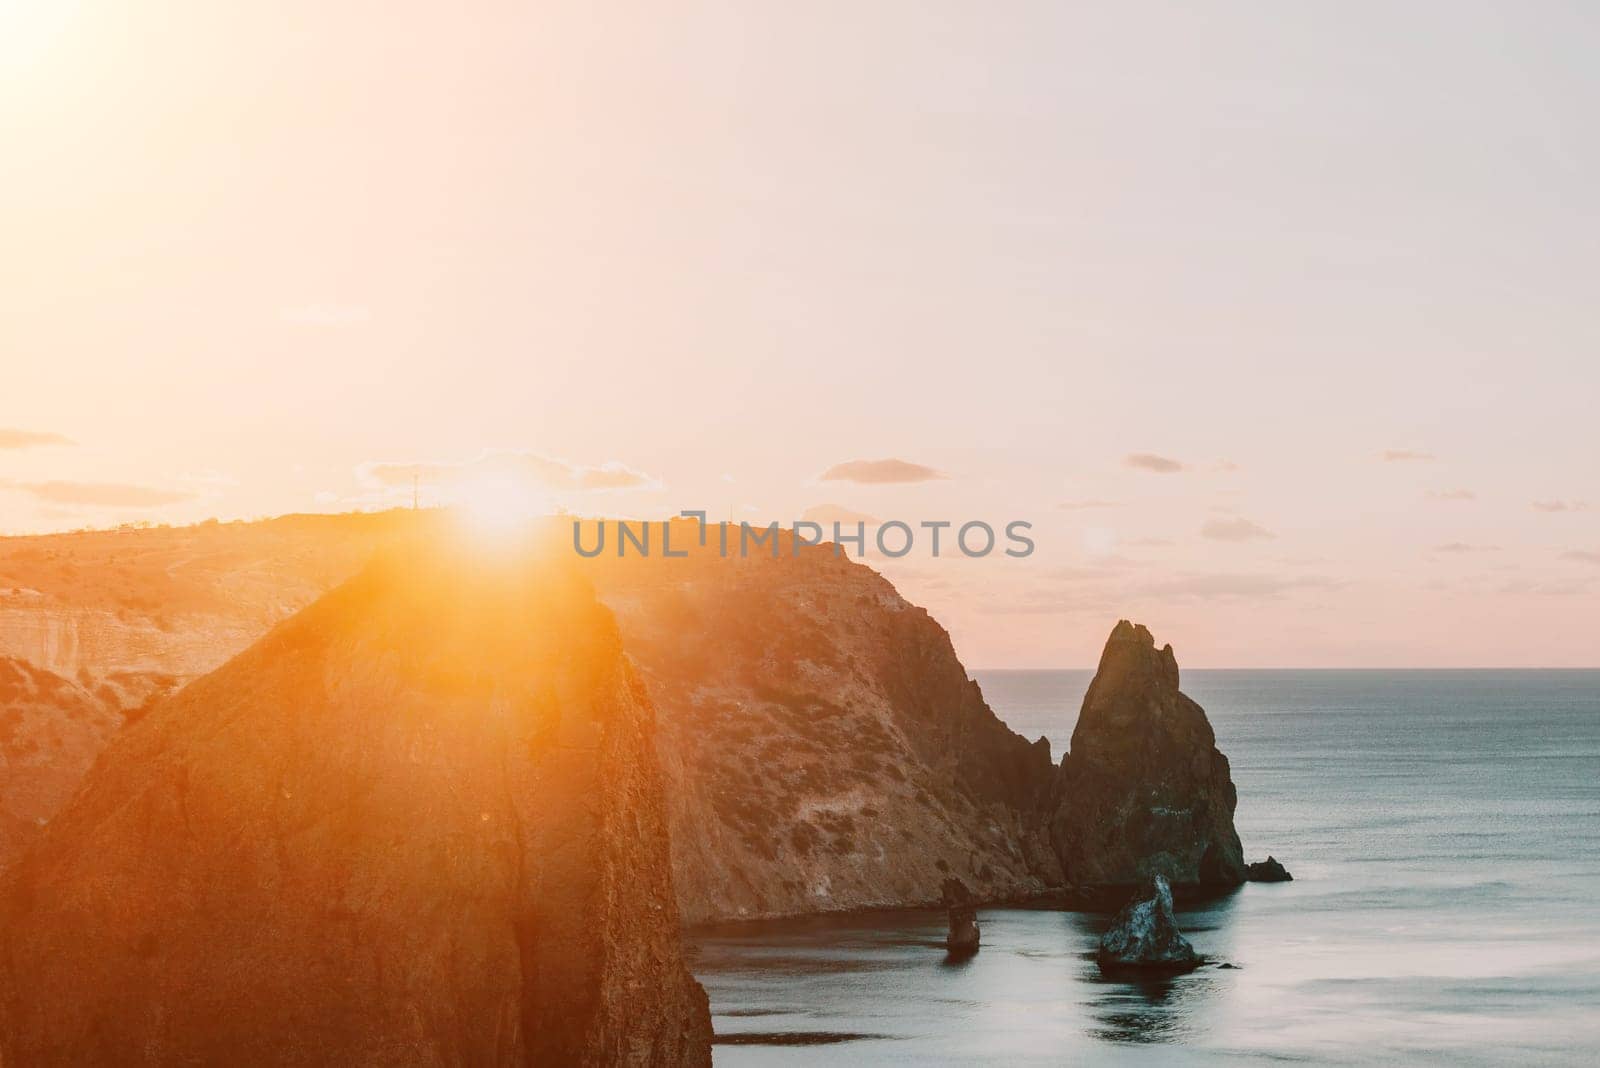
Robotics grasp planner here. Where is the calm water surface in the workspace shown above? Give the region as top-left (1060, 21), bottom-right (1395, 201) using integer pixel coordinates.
top-left (691, 670), bottom-right (1600, 1064)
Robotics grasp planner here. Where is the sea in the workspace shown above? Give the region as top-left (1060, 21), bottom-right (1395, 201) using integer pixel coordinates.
top-left (689, 669), bottom-right (1600, 1065)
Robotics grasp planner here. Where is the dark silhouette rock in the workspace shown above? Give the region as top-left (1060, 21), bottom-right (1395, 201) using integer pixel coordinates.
top-left (0, 541), bottom-right (712, 1066)
top-left (942, 877), bottom-right (980, 954)
top-left (1050, 620), bottom-right (1246, 887)
top-left (1246, 856), bottom-right (1293, 882)
top-left (1097, 874), bottom-right (1200, 972)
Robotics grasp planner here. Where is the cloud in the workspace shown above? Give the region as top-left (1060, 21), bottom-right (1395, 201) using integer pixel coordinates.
top-left (1499, 577), bottom-right (1594, 597)
top-left (358, 450), bottom-right (658, 494)
top-left (801, 504), bottom-right (881, 527)
top-left (1059, 499), bottom-right (1121, 511)
top-left (818, 458), bottom-right (946, 484)
top-left (0, 429), bottom-right (74, 449)
top-left (1147, 572), bottom-right (1340, 600)
top-left (1426, 489), bottom-right (1476, 502)
top-left (1124, 453), bottom-right (1185, 474)
top-left (1433, 542), bottom-right (1499, 554)
top-left (1533, 500), bottom-right (1588, 513)
top-left (1201, 517), bottom-right (1274, 542)
top-left (4, 481), bottom-right (195, 507)
top-left (1562, 550), bottom-right (1600, 566)
top-left (1380, 449), bottom-right (1434, 462)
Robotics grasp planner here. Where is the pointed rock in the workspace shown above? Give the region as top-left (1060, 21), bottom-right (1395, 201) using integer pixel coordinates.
top-left (0, 541), bottom-right (712, 1065)
top-left (1050, 620), bottom-right (1246, 887)
top-left (1097, 874), bottom-right (1199, 971)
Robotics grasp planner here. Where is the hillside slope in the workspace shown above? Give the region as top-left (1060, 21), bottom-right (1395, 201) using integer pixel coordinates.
top-left (0, 539), bottom-right (711, 1064)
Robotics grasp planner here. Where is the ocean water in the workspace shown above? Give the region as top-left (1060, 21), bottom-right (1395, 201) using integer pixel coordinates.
top-left (690, 670), bottom-right (1600, 1064)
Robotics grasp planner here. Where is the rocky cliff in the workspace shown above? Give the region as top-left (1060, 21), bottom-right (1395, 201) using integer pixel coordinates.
top-left (0, 513), bottom-right (406, 706)
top-left (0, 538), bottom-right (711, 1065)
top-left (0, 518), bottom-right (1257, 922)
top-left (1049, 620), bottom-right (1245, 887)
top-left (0, 656), bottom-right (124, 864)
top-left (587, 522), bottom-right (1062, 923)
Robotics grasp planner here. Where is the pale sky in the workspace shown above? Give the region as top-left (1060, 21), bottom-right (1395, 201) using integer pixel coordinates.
top-left (4, 2), bottom-right (1598, 667)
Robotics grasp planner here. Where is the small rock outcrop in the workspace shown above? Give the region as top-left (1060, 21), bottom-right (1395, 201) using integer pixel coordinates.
top-left (942, 878), bottom-right (980, 954)
top-left (1050, 620), bottom-right (1246, 887)
top-left (1096, 874), bottom-right (1199, 971)
top-left (1246, 856), bottom-right (1293, 882)
top-left (0, 541), bottom-right (712, 1066)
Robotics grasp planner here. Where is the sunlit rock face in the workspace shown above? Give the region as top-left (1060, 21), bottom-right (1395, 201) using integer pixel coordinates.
top-left (0, 514), bottom-right (408, 707)
top-left (588, 523), bottom-right (1063, 924)
top-left (1049, 621), bottom-right (1246, 888)
top-left (0, 656), bottom-right (124, 864)
top-left (0, 543), bottom-right (711, 1066)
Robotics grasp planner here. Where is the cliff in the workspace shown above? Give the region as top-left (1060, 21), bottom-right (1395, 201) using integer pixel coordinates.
top-left (587, 522), bottom-right (1062, 924)
top-left (1049, 620), bottom-right (1245, 887)
top-left (0, 538), bottom-right (711, 1064)
top-left (0, 513), bottom-right (410, 706)
top-left (0, 656), bottom-right (124, 863)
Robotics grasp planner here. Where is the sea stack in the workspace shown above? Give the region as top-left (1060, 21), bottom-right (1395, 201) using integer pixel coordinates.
top-left (1050, 620), bottom-right (1246, 887)
top-left (0, 541), bottom-right (712, 1066)
top-left (942, 877), bottom-right (981, 955)
top-left (1096, 874), bottom-right (1200, 971)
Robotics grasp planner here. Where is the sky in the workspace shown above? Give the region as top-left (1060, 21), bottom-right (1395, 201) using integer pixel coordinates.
top-left (4, 1), bottom-right (1598, 667)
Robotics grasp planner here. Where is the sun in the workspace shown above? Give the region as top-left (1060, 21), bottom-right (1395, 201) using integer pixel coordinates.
top-left (449, 475), bottom-right (549, 541)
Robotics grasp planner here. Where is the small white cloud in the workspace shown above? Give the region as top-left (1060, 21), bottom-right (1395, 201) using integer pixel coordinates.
top-left (1201, 517), bottom-right (1274, 542)
top-left (0, 429), bottom-right (74, 449)
top-left (1125, 453), bottom-right (1185, 474)
top-left (819, 458), bottom-right (947, 484)
top-left (2, 480), bottom-right (194, 507)
top-left (358, 450), bottom-right (658, 495)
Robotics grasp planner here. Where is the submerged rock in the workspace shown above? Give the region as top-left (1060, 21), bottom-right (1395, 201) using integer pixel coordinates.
top-left (942, 878), bottom-right (981, 954)
top-left (1246, 856), bottom-right (1293, 882)
top-left (1097, 874), bottom-right (1199, 971)
top-left (0, 543), bottom-right (712, 1066)
top-left (1050, 621), bottom-right (1246, 888)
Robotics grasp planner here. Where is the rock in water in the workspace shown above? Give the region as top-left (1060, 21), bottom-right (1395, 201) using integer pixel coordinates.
top-left (0, 541), bottom-right (712, 1066)
top-left (1050, 620), bottom-right (1246, 887)
top-left (1246, 856), bottom-right (1293, 882)
top-left (942, 878), bottom-right (981, 954)
top-left (1097, 874), bottom-right (1199, 971)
